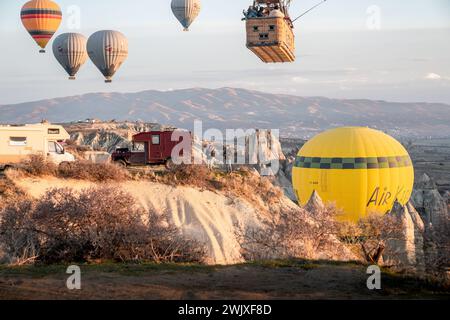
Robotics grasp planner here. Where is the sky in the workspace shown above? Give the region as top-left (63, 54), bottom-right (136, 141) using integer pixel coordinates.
top-left (0, 0), bottom-right (449, 105)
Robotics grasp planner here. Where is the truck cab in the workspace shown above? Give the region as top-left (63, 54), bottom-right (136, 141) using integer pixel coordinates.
top-left (47, 140), bottom-right (75, 165)
top-left (112, 130), bottom-right (190, 167)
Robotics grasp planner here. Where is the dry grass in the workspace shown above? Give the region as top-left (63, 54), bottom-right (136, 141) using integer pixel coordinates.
top-left (16, 157), bottom-right (283, 208)
top-left (153, 165), bottom-right (283, 209)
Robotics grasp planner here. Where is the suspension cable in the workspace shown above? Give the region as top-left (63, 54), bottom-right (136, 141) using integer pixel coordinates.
top-left (292, 0), bottom-right (327, 23)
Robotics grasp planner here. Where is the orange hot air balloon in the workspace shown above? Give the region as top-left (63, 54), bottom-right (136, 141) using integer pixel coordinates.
top-left (21, 0), bottom-right (62, 53)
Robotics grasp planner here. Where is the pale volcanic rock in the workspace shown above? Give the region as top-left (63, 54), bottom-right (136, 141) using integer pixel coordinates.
top-left (384, 201), bottom-right (426, 272)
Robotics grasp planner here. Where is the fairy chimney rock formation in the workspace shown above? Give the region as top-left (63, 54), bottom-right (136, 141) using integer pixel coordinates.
top-left (444, 191), bottom-right (450, 206)
top-left (417, 173), bottom-right (437, 190)
top-left (412, 174), bottom-right (448, 227)
top-left (384, 201), bottom-right (426, 272)
top-left (305, 190), bottom-right (325, 212)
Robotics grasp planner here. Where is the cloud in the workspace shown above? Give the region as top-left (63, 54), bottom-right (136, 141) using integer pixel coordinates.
top-left (425, 73), bottom-right (442, 80)
top-left (292, 77), bottom-right (310, 84)
top-left (424, 73), bottom-right (450, 82)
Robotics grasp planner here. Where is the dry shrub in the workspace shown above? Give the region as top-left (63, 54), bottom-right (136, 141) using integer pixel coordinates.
top-left (0, 199), bottom-right (39, 265)
top-left (19, 154), bottom-right (58, 176)
top-left (58, 161), bottom-right (130, 182)
top-left (220, 167), bottom-right (283, 207)
top-left (0, 177), bottom-right (26, 262)
top-left (0, 186), bottom-right (206, 265)
top-left (16, 155), bottom-right (130, 182)
top-left (0, 177), bottom-right (25, 209)
top-left (159, 164), bottom-right (213, 190)
top-left (143, 213), bottom-right (206, 264)
top-left (237, 205), bottom-right (345, 261)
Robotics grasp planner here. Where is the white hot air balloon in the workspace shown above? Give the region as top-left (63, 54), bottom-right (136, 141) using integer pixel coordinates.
top-left (52, 33), bottom-right (88, 80)
top-left (171, 0), bottom-right (201, 31)
top-left (87, 30), bottom-right (128, 83)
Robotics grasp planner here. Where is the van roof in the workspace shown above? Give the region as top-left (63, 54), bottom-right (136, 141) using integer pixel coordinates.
top-left (0, 123), bottom-right (62, 129)
top-left (0, 123), bottom-right (70, 139)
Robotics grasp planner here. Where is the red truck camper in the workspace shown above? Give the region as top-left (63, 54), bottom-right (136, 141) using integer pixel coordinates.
top-left (111, 129), bottom-right (190, 167)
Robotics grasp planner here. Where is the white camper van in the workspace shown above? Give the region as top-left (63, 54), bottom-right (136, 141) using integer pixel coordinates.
top-left (0, 123), bottom-right (75, 170)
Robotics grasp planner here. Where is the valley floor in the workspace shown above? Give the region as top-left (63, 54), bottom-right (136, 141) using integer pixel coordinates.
top-left (0, 260), bottom-right (448, 300)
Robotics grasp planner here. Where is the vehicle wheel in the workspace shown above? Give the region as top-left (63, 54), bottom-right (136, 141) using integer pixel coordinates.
top-left (58, 161), bottom-right (73, 171)
top-left (0, 165), bottom-right (12, 175)
top-left (165, 158), bottom-right (177, 171)
top-left (116, 160), bottom-right (127, 167)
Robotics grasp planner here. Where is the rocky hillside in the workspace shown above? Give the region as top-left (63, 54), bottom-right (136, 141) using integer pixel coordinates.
top-left (1, 88), bottom-right (450, 138)
top-left (65, 122), bottom-right (171, 153)
top-left (7, 172), bottom-right (355, 265)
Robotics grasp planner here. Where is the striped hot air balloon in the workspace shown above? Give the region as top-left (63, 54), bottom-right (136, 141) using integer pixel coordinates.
top-left (171, 0), bottom-right (201, 31)
top-left (21, 0), bottom-right (62, 53)
top-left (87, 30), bottom-right (128, 83)
top-left (53, 33), bottom-right (88, 80)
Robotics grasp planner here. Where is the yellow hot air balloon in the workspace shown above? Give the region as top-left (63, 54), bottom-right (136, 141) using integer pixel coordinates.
top-left (292, 127), bottom-right (414, 222)
top-left (21, 0), bottom-right (62, 53)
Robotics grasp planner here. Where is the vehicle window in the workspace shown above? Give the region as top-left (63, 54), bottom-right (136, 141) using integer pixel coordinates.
top-left (55, 142), bottom-right (64, 154)
top-left (9, 137), bottom-right (27, 146)
top-left (48, 141), bottom-right (56, 152)
top-left (152, 135), bottom-right (160, 145)
top-left (133, 142), bottom-right (145, 151)
top-left (48, 128), bottom-right (60, 134)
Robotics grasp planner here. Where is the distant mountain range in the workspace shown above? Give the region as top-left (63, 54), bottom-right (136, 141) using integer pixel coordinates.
top-left (1, 87), bottom-right (450, 138)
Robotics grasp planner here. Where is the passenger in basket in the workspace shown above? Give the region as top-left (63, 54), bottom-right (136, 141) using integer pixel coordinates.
top-left (257, 7), bottom-right (265, 17)
top-left (243, 6), bottom-right (258, 20)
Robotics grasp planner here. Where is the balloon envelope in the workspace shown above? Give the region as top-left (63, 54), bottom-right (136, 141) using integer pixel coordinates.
top-left (21, 0), bottom-right (62, 53)
top-left (292, 127), bottom-right (414, 222)
top-left (87, 30), bottom-right (128, 83)
top-left (171, 0), bottom-right (201, 31)
top-left (53, 33), bottom-right (88, 80)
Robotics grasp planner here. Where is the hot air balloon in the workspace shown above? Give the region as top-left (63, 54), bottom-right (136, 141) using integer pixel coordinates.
top-left (243, 0), bottom-right (295, 63)
top-left (87, 30), bottom-right (128, 83)
top-left (243, 0), bottom-right (327, 63)
top-left (171, 0), bottom-right (201, 31)
top-left (20, 0), bottom-right (62, 53)
top-left (292, 127), bottom-right (414, 222)
top-left (52, 33), bottom-right (88, 80)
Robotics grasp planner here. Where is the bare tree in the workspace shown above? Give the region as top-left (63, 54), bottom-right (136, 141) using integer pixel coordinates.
top-left (236, 205), bottom-right (346, 261)
top-left (338, 213), bottom-right (403, 265)
top-left (424, 217), bottom-right (450, 284)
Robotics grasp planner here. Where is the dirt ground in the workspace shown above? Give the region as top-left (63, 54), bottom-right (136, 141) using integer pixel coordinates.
top-left (0, 260), bottom-right (448, 300)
